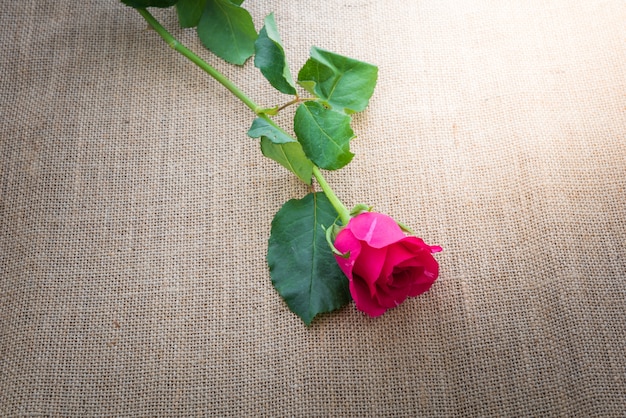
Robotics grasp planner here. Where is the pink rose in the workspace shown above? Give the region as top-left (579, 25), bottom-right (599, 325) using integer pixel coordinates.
top-left (333, 212), bottom-right (442, 317)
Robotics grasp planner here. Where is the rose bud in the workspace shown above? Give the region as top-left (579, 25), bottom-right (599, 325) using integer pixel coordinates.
top-left (333, 212), bottom-right (441, 317)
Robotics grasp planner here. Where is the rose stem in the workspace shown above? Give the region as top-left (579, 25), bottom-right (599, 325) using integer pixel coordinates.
top-left (312, 166), bottom-right (350, 225)
top-left (137, 8), bottom-right (351, 224)
top-left (137, 8), bottom-right (262, 115)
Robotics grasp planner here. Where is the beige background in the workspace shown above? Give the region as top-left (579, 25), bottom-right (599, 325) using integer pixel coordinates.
top-left (1, 0), bottom-right (625, 416)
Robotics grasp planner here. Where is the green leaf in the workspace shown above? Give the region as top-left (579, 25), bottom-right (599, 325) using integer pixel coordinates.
top-left (175, 0), bottom-right (206, 28)
top-left (254, 13), bottom-right (297, 95)
top-left (197, 0), bottom-right (257, 65)
top-left (248, 117), bottom-right (296, 144)
top-left (260, 138), bottom-right (313, 185)
top-left (268, 192), bottom-right (351, 325)
top-left (294, 102), bottom-right (355, 170)
top-left (297, 47), bottom-right (378, 114)
top-left (121, 0), bottom-right (178, 8)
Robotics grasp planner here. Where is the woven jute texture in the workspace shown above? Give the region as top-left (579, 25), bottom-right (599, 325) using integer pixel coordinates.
top-left (2, 0), bottom-right (625, 416)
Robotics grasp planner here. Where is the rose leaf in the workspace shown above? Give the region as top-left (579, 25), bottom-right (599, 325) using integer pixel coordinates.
top-left (121, 0), bottom-right (179, 8)
top-left (175, 0), bottom-right (207, 28)
top-left (268, 192), bottom-right (351, 325)
top-left (176, 0), bottom-right (244, 28)
top-left (254, 13), bottom-right (297, 95)
top-left (197, 0), bottom-right (257, 65)
top-left (297, 47), bottom-right (378, 114)
top-left (294, 102), bottom-right (355, 170)
top-left (259, 139), bottom-right (313, 185)
top-left (247, 117), bottom-right (296, 144)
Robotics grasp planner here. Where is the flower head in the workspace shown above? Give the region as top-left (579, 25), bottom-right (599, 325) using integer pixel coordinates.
top-left (333, 212), bottom-right (441, 317)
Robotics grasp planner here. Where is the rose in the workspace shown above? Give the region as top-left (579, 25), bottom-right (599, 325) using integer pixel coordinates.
top-left (333, 212), bottom-right (442, 317)
top-left (333, 212), bottom-right (442, 316)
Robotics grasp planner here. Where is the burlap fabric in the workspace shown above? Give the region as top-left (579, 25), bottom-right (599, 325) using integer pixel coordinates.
top-left (2, 1), bottom-right (625, 416)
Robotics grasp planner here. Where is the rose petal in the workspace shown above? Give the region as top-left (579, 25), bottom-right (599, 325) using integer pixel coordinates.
top-left (389, 264), bottom-right (422, 289)
top-left (401, 236), bottom-right (436, 252)
top-left (352, 244), bottom-right (387, 295)
top-left (346, 212), bottom-right (406, 248)
top-left (333, 228), bottom-right (362, 280)
top-left (350, 278), bottom-right (387, 317)
top-left (375, 283), bottom-right (410, 309)
top-left (430, 245), bottom-right (443, 253)
top-left (379, 241), bottom-right (420, 280)
top-left (407, 258), bottom-right (439, 297)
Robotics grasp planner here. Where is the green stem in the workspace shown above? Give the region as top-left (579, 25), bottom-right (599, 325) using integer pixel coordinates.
top-left (312, 166), bottom-right (350, 225)
top-left (137, 8), bottom-right (262, 115)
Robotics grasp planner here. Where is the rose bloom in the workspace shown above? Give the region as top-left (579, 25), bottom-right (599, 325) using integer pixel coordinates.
top-left (333, 212), bottom-right (441, 317)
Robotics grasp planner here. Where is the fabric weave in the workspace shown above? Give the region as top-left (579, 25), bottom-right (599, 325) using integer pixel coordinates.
top-left (1, 1), bottom-right (625, 416)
